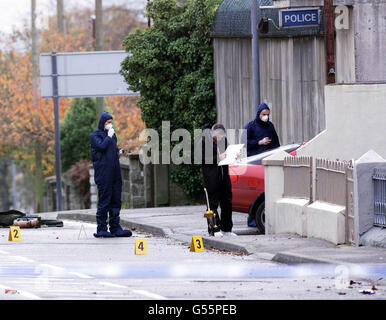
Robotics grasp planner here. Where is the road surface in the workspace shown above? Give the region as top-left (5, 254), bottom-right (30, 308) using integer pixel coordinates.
top-left (0, 220), bottom-right (385, 300)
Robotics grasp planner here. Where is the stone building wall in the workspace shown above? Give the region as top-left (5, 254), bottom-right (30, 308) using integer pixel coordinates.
top-left (45, 154), bottom-right (198, 212)
top-left (89, 158), bottom-right (131, 210)
top-left (45, 173), bottom-right (90, 212)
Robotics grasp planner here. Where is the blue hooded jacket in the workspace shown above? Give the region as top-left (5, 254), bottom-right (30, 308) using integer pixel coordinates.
top-left (244, 103), bottom-right (280, 157)
top-left (90, 111), bottom-right (121, 185)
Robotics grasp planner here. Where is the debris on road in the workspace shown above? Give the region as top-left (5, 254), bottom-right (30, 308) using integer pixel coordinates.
top-left (5, 289), bottom-right (19, 295)
top-left (13, 217), bottom-right (39, 228)
top-left (0, 210), bottom-right (63, 228)
top-left (0, 210), bottom-right (25, 226)
top-left (359, 289), bottom-right (376, 295)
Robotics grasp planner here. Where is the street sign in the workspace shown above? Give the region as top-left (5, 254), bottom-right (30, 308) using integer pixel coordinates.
top-left (40, 50), bottom-right (138, 98)
top-left (279, 7), bottom-right (320, 28)
top-left (39, 50), bottom-right (138, 211)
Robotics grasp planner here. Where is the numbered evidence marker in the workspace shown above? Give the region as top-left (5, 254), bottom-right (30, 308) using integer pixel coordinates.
top-left (135, 238), bottom-right (147, 255)
top-left (8, 226), bottom-right (21, 242)
top-left (190, 236), bottom-right (204, 252)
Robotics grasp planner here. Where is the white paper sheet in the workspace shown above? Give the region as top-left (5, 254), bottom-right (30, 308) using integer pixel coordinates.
top-left (218, 144), bottom-right (244, 166)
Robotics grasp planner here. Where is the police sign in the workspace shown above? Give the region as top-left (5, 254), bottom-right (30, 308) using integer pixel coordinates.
top-left (279, 7), bottom-right (320, 28)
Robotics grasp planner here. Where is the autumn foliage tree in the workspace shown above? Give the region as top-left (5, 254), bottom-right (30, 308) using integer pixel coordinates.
top-left (121, 0), bottom-right (220, 197)
top-left (60, 98), bottom-right (97, 171)
top-left (0, 4), bottom-right (146, 212)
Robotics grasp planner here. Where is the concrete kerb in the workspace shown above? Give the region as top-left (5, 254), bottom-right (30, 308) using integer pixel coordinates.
top-left (201, 236), bottom-right (250, 255)
top-left (56, 211), bottom-right (173, 237)
top-left (56, 211), bottom-right (252, 254)
top-left (52, 210), bottom-right (364, 266)
top-left (272, 252), bottom-right (339, 265)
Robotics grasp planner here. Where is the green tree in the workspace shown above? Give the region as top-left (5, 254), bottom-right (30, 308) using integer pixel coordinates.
top-left (60, 98), bottom-right (97, 171)
top-left (121, 0), bottom-right (221, 197)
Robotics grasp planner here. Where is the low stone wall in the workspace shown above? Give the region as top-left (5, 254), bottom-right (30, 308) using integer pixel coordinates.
top-left (89, 157), bottom-right (132, 210)
top-left (89, 166), bottom-right (97, 209)
top-left (128, 152), bottom-right (145, 208)
top-left (120, 157), bottom-right (131, 207)
top-left (127, 152), bottom-right (196, 208)
top-left (264, 149), bottom-right (386, 246)
top-left (45, 173), bottom-right (89, 212)
top-left (47, 154), bottom-right (198, 212)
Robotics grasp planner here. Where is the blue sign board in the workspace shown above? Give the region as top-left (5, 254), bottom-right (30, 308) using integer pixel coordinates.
top-left (279, 8), bottom-right (320, 28)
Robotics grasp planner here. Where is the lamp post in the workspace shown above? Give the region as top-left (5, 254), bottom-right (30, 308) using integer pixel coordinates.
top-left (324, 0), bottom-right (336, 84)
top-left (147, 0), bottom-right (151, 27)
top-left (251, 0), bottom-right (260, 114)
top-left (91, 15), bottom-right (96, 49)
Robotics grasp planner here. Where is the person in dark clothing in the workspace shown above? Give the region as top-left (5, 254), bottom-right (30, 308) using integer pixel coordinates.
top-left (244, 103), bottom-right (280, 157)
top-left (201, 124), bottom-right (236, 237)
top-left (90, 111), bottom-right (132, 238)
top-left (244, 103), bottom-right (280, 227)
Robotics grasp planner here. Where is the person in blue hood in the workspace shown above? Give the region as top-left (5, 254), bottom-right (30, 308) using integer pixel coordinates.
top-left (90, 111), bottom-right (132, 238)
top-left (244, 103), bottom-right (280, 157)
top-left (244, 103), bottom-right (280, 227)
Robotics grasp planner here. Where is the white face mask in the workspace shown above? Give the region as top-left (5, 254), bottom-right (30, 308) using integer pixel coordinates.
top-left (105, 123), bottom-right (113, 130)
top-left (261, 115), bottom-right (269, 122)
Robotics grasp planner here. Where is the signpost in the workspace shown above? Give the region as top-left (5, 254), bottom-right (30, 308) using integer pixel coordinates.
top-left (40, 51), bottom-right (137, 98)
top-left (51, 53), bottom-right (62, 211)
top-left (40, 50), bottom-right (138, 211)
top-left (279, 7), bottom-right (320, 28)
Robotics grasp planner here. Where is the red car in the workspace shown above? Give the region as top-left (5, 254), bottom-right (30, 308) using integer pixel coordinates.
top-left (229, 143), bottom-right (303, 233)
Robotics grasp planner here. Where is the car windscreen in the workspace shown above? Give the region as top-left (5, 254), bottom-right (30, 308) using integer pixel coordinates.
top-left (238, 144), bottom-right (301, 165)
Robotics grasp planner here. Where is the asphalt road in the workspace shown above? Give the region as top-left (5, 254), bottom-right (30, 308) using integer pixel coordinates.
top-left (0, 220), bottom-right (385, 300)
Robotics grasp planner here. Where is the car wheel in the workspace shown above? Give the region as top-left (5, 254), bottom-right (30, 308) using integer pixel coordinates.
top-left (254, 201), bottom-right (265, 234)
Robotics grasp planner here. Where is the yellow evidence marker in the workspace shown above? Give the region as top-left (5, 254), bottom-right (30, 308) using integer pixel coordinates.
top-left (190, 236), bottom-right (204, 252)
top-left (135, 238), bottom-right (147, 255)
top-left (8, 226), bottom-right (21, 242)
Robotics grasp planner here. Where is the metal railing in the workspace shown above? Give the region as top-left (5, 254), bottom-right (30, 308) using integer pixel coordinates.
top-left (345, 166), bottom-right (355, 244)
top-left (283, 156), bottom-right (313, 200)
top-left (373, 168), bottom-right (386, 227)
